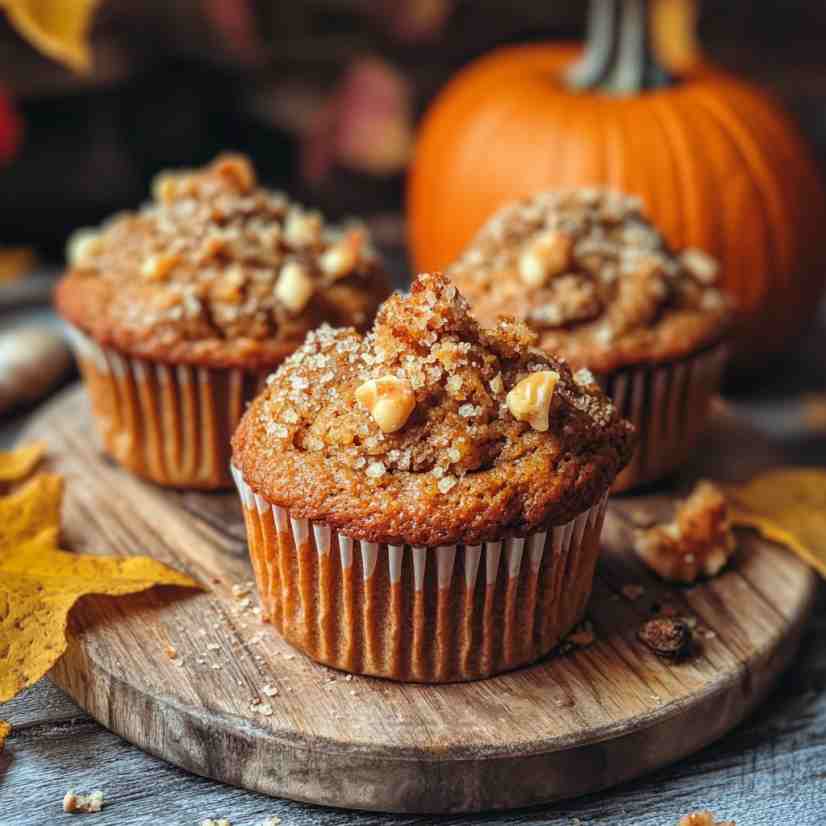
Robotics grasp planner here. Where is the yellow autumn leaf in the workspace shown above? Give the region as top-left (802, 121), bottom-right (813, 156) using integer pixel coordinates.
top-left (0, 474), bottom-right (200, 703)
top-left (728, 467), bottom-right (826, 579)
top-left (0, 441), bottom-right (45, 483)
top-left (0, 0), bottom-right (100, 72)
top-left (0, 719), bottom-right (10, 750)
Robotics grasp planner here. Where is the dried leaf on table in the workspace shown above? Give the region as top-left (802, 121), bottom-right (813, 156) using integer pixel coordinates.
top-left (0, 719), bottom-right (10, 750)
top-left (728, 467), bottom-right (826, 579)
top-left (0, 473), bottom-right (200, 703)
top-left (0, 0), bottom-right (100, 71)
top-left (0, 441), bottom-right (45, 483)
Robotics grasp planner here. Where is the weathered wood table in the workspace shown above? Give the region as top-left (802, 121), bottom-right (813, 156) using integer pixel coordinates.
top-left (2, 309), bottom-right (826, 825)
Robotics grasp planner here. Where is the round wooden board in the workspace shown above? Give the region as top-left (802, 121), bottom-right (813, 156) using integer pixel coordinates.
top-left (24, 386), bottom-right (818, 814)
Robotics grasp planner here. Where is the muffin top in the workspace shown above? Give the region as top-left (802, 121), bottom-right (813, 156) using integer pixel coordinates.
top-left (448, 190), bottom-right (732, 373)
top-left (54, 154), bottom-right (390, 369)
top-left (232, 272), bottom-right (635, 546)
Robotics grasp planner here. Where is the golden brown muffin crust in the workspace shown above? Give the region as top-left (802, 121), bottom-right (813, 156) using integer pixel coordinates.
top-left (54, 154), bottom-right (390, 369)
top-left (448, 190), bottom-right (732, 373)
top-left (232, 272), bottom-right (635, 546)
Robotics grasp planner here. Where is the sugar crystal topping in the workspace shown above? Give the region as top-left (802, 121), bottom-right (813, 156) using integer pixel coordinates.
top-left (253, 272), bottom-right (627, 485)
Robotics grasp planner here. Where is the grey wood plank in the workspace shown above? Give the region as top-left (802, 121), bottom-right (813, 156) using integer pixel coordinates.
top-left (0, 681), bottom-right (88, 729)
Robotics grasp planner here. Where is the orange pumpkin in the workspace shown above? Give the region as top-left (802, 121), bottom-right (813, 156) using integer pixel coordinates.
top-left (408, 0), bottom-right (826, 370)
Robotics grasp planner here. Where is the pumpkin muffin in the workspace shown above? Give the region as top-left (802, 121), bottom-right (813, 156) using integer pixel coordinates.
top-left (231, 272), bottom-right (634, 681)
top-left (55, 153), bottom-right (390, 489)
top-left (448, 189), bottom-right (732, 491)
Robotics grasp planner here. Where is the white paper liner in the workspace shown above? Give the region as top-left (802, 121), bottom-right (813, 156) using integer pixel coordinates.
top-left (232, 467), bottom-right (608, 682)
top-left (601, 343), bottom-right (728, 492)
top-left (66, 325), bottom-right (267, 489)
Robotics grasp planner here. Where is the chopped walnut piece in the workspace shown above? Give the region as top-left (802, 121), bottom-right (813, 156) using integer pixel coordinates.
top-left (678, 810), bottom-right (735, 826)
top-left (163, 643), bottom-right (177, 660)
top-left (275, 262), bottom-right (314, 313)
top-left (320, 230), bottom-right (363, 280)
top-left (67, 229), bottom-right (103, 266)
top-left (506, 370), bottom-right (559, 432)
top-left (200, 820), bottom-right (232, 826)
top-left (638, 617), bottom-right (692, 659)
top-left (141, 253), bottom-right (180, 282)
top-left (63, 790), bottom-right (104, 813)
top-left (633, 481), bottom-right (736, 583)
top-left (680, 248), bottom-right (719, 284)
top-left (356, 375), bottom-right (416, 434)
top-left (284, 209), bottom-right (322, 247)
top-left (212, 153), bottom-right (256, 192)
top-left (518, 230), bottom-right (574, 287)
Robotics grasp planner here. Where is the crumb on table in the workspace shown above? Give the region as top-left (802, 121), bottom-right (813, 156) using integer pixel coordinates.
top-left (63, 790), bottom-right (104, 813)
top-left (633, 480), bottom-right (735, 583)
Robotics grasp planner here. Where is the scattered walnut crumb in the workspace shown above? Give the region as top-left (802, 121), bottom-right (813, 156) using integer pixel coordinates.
top-left (201, 819), bottom-right (232, 826)
top-left (63, 790), bottom-right (104, 813)
top-left (262, 684), bottom-right (278, 697)
top-left (633, 481), bottom-right (736, 583)
top-left (621, 584), bottom-right (645, 601)
top-left (260, 818), bottom-right (282, 826)
top-left (678, 810), bottom-right (735, 826)
top-left (638, 617), bottom-right (692, 660)
top-left (163, 643), bottom-right (178, 660)
top-left (232, 583), bottom-right (252, 599)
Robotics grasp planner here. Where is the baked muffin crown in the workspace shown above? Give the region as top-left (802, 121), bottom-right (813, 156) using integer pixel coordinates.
top-left (448, 190), bottom-right (732, 373)
top-left (55, 154), bottom-right (389, 369)
top-left (232, 272), bottom-right (635, 546)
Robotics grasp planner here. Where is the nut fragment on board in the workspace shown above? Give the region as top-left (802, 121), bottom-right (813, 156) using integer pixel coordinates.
top-left (638, 617), bottom-right (692, 660)
top-left (63, 790), bottom-right (104, 813)
top-left (633, 481), bottom-right (735, 583)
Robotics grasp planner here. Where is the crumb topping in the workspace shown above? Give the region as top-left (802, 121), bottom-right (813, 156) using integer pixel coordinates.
top-left (634, 480), bottom-right (736, 583)
top-left (448, 190), bottom-right (732, 372)
top-left (233, 273), bottom-right (635, 544)
top-left (57, 154), bottom-right (389, 367)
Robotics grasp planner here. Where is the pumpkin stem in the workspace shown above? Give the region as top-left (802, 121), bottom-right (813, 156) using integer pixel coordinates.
top-left (567, 0), bottom-right (673, 95)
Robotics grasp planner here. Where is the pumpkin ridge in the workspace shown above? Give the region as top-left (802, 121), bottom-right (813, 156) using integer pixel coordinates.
top-left (711, 78), bottom-right (826, 310)
top-left (686, 86), bottom-right (794, 337)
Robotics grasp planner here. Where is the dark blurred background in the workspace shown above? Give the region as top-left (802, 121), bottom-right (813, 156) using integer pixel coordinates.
top-left (0, 0), bottom-right (825, 262)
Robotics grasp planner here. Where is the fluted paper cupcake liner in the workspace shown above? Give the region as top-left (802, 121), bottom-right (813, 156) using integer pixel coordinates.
top-left (602, 343), bottom-right (728, 493)
top-left (66, 326), bottom-right (268, 489)
top-left (233, 467), bottom-right (608, 683)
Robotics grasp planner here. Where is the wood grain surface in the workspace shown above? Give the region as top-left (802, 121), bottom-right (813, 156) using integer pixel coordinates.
top-left (14, 386), bottom-right (819, 815)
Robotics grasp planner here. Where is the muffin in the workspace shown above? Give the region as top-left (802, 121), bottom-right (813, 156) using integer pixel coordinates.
top-left (231, 272), bottom-right (634, 682)
top-left (55, 154), bottom-right (390, 489)
top-left (448, 189), bottom-right (732, 492)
